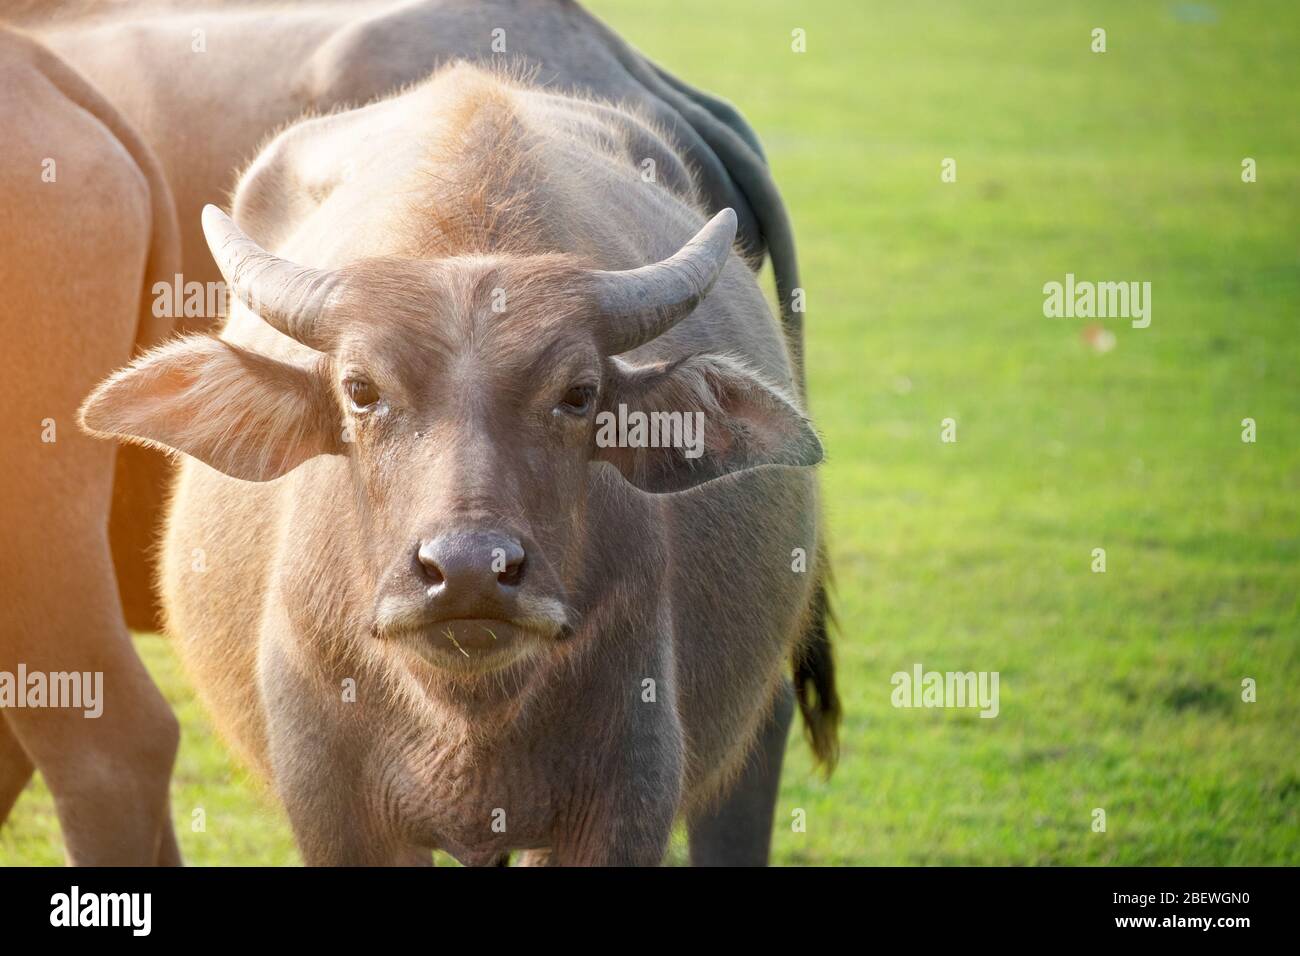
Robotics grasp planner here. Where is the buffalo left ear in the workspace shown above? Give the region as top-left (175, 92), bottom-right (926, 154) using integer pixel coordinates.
top-left (594, 354), bottom-right (823, 493)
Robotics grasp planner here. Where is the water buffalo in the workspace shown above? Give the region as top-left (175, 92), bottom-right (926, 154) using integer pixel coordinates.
top-left (17, 0), bottom-right (810, 642)
top-left (82, 62), bottom-right (835, 865)
top-left (0, 25), bottom-right (181, 864)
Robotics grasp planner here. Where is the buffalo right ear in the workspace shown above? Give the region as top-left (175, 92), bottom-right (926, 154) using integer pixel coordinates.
top-left (79, 335), bottom-right (343, 482)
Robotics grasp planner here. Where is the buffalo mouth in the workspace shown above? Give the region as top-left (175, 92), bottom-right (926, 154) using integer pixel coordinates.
top-left (412, 618), bottom-right (530, 655)
top-left (372, 587), bottom-right (572, 669)
top-left (376, 615), bottom-right (564, 670)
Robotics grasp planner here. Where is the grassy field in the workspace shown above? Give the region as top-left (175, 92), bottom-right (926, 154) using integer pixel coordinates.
top-left (4, 0), bottom-right (1298, 865)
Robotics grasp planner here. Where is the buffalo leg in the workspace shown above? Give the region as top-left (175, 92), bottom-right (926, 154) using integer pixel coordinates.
top-left (2, 541), bottom-right (180, 865)
top-left (261, 636), bottom-right (429, 866)
top-left (279, 784), bottom-right (428, 867)
top-left (155, 795), bottom-right (183, 865)
top-left (552, 810), bottom-right (674, 867)
top-left (687, 679), bottom-right (794, 866)
top-left (551, 774), bottom-right (678, 866)
top-left (0, 713), bottom-right (35, 825)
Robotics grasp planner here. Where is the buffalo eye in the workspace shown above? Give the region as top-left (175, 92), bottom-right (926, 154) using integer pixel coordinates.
top-left (345, 378), bottom-right (380, 411)
top-left (556, 384), bottom-right (596, 416)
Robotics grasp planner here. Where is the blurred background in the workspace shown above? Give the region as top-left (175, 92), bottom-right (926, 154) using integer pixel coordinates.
top-left (3, 0), bottom-right (1297, 864)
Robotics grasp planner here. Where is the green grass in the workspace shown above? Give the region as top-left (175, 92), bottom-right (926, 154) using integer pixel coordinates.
top-left (4, 0), bottom-right (1298, 865)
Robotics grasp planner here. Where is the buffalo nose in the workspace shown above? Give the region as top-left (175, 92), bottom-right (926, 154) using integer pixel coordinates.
top-left (417, 532), bottom-right (526, 601)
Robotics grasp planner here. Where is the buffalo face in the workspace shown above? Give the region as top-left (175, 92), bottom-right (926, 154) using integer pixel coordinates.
top-left (80, 207), bottom-right (822, 673)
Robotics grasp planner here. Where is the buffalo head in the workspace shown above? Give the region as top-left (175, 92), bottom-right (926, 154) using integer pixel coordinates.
top-left (81, 206), bottom-right (821, 671)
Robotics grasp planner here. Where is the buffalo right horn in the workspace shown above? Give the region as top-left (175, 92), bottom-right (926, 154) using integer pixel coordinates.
top-left (201, 204), bottom-right (340, 351)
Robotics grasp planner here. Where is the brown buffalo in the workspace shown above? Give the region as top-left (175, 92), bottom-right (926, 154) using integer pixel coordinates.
top-left (15, 0), bottom-right (812, 647)
top-left (82, 63), bottom-right (834, 865)
top-left (0, 24), bottom-right (181, 864)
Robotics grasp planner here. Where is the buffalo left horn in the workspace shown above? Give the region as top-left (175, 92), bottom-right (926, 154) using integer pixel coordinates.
top-left (589, 207), bottom-right (737, 355)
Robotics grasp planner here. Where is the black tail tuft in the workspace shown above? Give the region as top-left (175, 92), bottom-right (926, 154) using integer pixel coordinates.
top-left (792, 575), bottom-right (841, 774)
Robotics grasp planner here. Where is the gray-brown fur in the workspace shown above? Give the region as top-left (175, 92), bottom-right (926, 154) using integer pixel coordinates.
top-left (82, 64), bottom-right (826, 865)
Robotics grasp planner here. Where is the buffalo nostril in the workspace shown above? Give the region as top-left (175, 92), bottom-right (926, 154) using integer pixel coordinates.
top-left (415, 541), bottom-right (446, 586)
top-left (497, 553), bottom-right (525, 588)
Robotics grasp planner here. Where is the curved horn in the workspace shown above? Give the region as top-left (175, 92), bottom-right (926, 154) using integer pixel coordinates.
top-left (201, 204), bottom-right (340, 351)
top-left (590, 208), bottom-right (737, 354)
